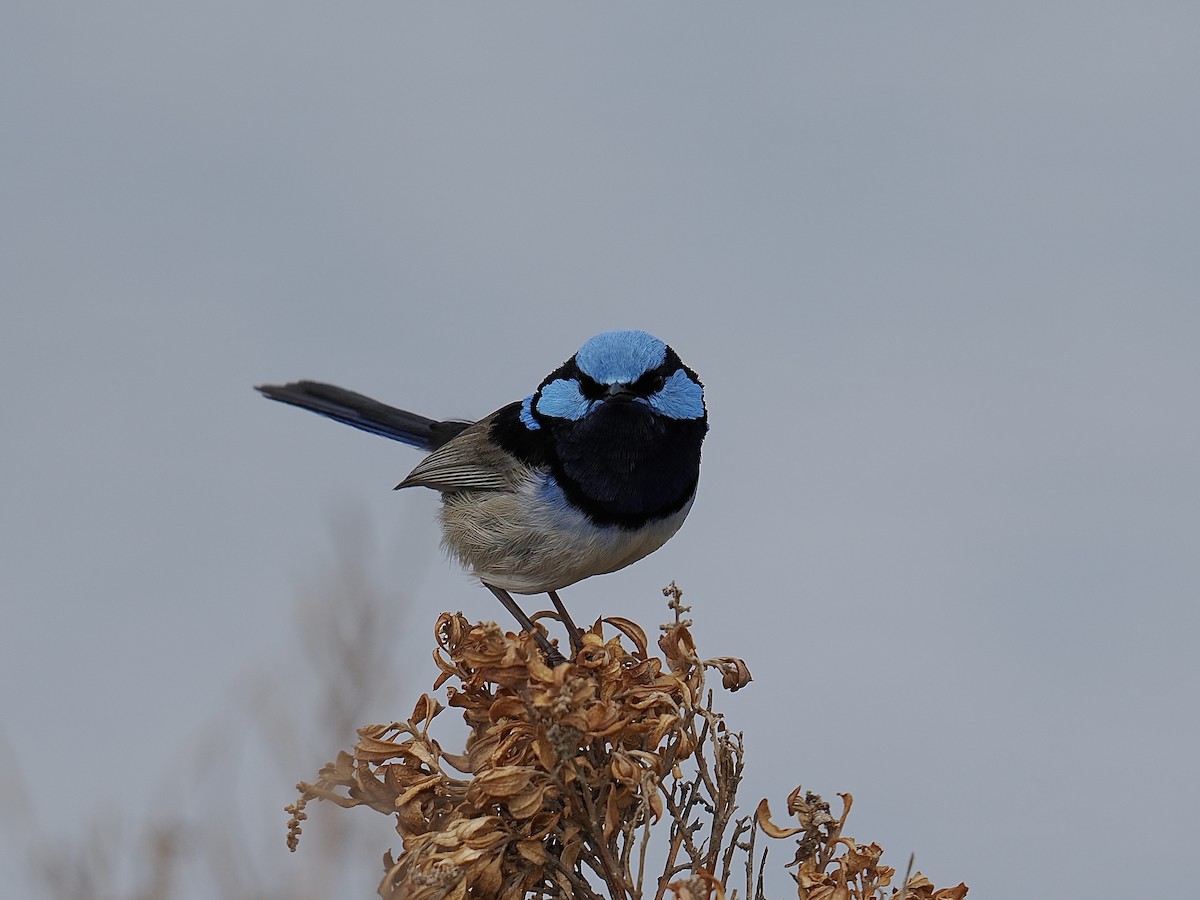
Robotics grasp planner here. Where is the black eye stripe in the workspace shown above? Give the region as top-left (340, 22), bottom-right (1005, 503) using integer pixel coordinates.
top-left (576, 373), bottom-right (606, 400)
top-left (553, 355), bottom-right (680, 401)
top-left (631, 370), bottom-right (667, 394)
top-left (581, 368), bottom-right (671, 397)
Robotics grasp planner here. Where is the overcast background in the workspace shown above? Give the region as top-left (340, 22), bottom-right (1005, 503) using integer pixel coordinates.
top-left (2, 3), bottom-right (1198, 898)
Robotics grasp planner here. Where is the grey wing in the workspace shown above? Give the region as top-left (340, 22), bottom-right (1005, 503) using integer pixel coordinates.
top-left (395, 413), bottom-right (530, 493)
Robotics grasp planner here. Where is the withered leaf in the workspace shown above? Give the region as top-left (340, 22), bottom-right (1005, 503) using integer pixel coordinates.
top-left (514, 839), bottom-right (549, 865)
top-left (602, 616), bottom-right (649, 657)
top-left (409, 693), bottom-right (444, 729)
top-left (755, 798), bottom-right (806, 838)
top-left (603, 784), bottom-right (621, 843)
top-left (506, 783), bottom-right (553, 820)
top-left (466, 765), bottom-right (541, 799)
top-left (705, 656), bottom-right (753, 692)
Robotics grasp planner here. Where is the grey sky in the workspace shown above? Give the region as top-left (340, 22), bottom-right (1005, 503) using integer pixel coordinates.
top-left (2, 3), bottom-right (1198, 897)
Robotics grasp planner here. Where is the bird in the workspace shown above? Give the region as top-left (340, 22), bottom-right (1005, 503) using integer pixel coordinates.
top-left (257, 329), bottom-right (707, 663)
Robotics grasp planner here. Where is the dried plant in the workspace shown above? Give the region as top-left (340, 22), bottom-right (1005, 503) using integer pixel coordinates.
top-left (289, 584), bottom-right (967, 900)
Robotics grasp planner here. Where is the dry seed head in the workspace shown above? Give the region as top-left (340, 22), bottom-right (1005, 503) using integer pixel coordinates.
top-left (292, 604), bottom-right (743, 898)
top-left (289, 589), bottom-right (966, 900)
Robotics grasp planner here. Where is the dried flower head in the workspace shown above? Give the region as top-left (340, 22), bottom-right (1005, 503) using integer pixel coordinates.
top-left (290, 586), bottom-right (965, 900)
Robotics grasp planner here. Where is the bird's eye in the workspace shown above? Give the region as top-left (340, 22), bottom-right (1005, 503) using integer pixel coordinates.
top-left (632, 372), bottom-right (666, 395)
top-left (577, 376), bottom-right (606, 400)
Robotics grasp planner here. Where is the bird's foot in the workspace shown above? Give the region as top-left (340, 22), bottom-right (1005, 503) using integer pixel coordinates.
top-left (547, 590), bottom-right (585, 656)
top-left (485, 582), bottom-right (570, 666)
top-left (542, 645), bottom-right (568, 667)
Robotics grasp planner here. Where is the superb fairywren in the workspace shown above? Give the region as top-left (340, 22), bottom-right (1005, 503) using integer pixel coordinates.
top-left (258, 329), bottom-right (707, 662)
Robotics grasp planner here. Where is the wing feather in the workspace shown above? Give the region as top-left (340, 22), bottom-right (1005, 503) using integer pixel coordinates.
top-left (395, 413), bottom-right (532, 493)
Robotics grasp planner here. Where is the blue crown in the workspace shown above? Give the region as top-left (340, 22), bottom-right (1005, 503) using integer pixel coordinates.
top-left (575, 330), bottom-right (667, 385)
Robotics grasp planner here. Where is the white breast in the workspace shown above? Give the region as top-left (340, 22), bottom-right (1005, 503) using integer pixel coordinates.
top-left (438, 470), bottom-right (695, 594)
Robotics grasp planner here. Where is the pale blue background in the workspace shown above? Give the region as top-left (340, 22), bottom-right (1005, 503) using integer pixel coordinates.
top-left (3, 4), bottom-right (1198, 897)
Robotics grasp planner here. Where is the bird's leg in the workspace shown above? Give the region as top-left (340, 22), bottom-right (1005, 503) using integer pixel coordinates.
top-left (547, 590), bottom-right (584, 655)
top-left (484, 583), bottom-right (566, 666)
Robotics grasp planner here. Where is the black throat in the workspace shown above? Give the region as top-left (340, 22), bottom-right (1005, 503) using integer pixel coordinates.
top-left (545, 400), bottom-right (705, 528)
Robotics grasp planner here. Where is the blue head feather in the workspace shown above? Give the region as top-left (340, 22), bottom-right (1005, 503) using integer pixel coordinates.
top-left (645, 369), bottom-right (705, 420)
top-left (536, 378), bottom-right (592, 421)
top-left (575, 330), bottom-right (667, 385)
top-left (519, 394), bottom-right (541, 430)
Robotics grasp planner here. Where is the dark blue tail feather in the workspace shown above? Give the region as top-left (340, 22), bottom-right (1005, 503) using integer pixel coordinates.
top-left (256, 381), bottom-right (470, 451)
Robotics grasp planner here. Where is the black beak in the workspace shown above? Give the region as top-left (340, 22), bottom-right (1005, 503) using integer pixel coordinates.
top-left (605, 384), bottom-right (635, 399)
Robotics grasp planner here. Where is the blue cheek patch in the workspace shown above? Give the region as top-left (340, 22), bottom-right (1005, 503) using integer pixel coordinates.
top-left (535, 378), bottom-right (593, 421)
top-left (519, 394), bottom-right (541, 430)
top-left (645, 369), bottom-right (706, 420)
top-left (576, 330), bottom-right (667, 384)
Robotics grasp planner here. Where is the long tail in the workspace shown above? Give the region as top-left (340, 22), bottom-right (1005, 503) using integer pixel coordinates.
top-left (256, 381), bottom-right (471, 451)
